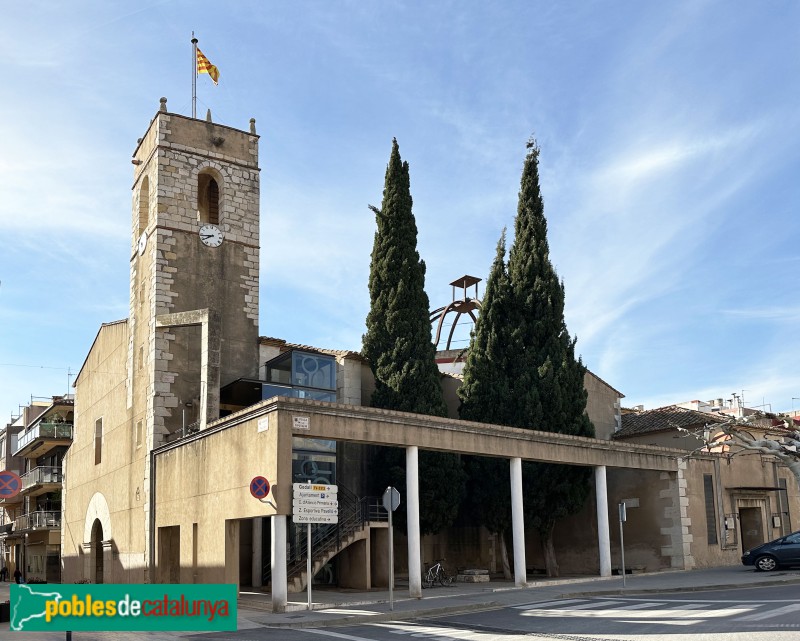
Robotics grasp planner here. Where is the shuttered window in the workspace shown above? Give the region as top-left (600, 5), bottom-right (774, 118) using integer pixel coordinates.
top-left (704, 474), bottom-right (718, 545)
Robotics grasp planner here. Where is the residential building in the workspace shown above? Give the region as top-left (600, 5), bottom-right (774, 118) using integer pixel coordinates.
top-left (1, 396), bottom-right (72, 582)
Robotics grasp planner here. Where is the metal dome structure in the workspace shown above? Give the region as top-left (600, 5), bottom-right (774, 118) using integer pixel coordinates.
top-left (430, 275), bottom-right (482, 350)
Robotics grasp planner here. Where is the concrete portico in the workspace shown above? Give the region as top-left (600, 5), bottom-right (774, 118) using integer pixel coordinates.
top-left (153, 396), bottom-right (683, 611)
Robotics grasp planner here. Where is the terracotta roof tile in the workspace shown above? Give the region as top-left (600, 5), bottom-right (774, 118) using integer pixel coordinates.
top-left (615, 405), bottom-right (727, 439)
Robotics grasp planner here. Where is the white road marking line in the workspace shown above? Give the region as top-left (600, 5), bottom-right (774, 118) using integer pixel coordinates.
top-left (618, 619), bottom-right (695, 626)
top-left (317, 608), bottom-right (382, 615)
top-left (735, 603), bottom-right (800, 622)
top-left (512, 598), bottom-right (588, 609)
top-left (620, 601), bottom-right (665, 610)
top-left (305, 628), bottom-right (379, 641)
top-left (559, 600), bottom-right (627, 610)
top-left (519, 606), bottom-right (753, 619)
top-left (373, 622), bottom-right (529, 639)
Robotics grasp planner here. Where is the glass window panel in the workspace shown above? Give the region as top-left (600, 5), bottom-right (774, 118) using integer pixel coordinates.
top-left (292, 451), bottom-right (336, 485)
top-left (292, 438), bottom-right (336, 453)
top-left (265, 353), bottom-right (292, 385)
top-left (292, 353), bottom-right (336, 390)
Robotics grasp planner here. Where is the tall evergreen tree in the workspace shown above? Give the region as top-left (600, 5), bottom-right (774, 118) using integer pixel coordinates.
top-left (507, 140), bottom-right (594, 577)
top-left (363, 138), bottom-right (465, 535)
top-left (458, 231), bottom-right (515, 577)
top-left (459, 139), bottom-right (594, 577)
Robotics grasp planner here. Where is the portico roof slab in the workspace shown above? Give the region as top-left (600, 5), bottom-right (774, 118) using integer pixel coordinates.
top-left (161, 396), bottom-right (681, 473)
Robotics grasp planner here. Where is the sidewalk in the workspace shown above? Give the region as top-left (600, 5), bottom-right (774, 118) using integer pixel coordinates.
top-left (1, 565), bottom-right (799, 635)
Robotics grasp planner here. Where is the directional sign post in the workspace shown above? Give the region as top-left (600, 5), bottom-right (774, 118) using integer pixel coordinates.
top-left (293, 483), bottom-right (339, 610)
top-left (382, 487), bottom-right (401, 610)
top-left (0, 471), bottom-right (22, 500)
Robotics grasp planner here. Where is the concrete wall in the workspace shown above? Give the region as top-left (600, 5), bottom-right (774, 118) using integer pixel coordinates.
top-left (584, 372), bottom-right (620, 440)
top-left (153, 410), bottom-right (290, 584)
top-left (63, 321), bottom-right (144, 583)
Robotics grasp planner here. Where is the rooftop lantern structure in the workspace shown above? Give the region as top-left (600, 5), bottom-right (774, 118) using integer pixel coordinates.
top-left (430, 275), bottom-right (482, 350)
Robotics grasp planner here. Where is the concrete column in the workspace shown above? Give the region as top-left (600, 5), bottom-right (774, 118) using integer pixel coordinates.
top-left (200, 309), bottom-right (221, 429)
top-left (271, 515), bottom-right (287, 613)
top-left (251, 518), bottom-right (263, 588)
top-left (406, 445), bottom-right (422, 598)
top-left (594, 465), bottom-right (611, 577)
top-left (510, 457), bottom-right (526, 587)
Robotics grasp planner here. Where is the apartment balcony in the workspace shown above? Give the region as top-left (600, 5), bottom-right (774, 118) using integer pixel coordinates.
top-left (13, 422), bottom-right (73, 458)
top-left (14, 510), bottom-right (61, 533)
top-left (20, 466), bottom-right (63, 498)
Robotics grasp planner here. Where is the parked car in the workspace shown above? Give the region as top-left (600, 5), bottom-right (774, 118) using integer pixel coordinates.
top-left (742, 531), bottom-right (800, 571)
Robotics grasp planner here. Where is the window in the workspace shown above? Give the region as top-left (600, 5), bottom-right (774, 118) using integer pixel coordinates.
top-left (0, 436), bottom-right (5, 459)
top-left (703, 474), bottom-right (718, 545)
top-left (138, 176), bottom-right (150, 235)
top-left (138, 345), bottom-right (145, 370)
top-left (136, 420), bottom-right (143, 448)
top-left (94, 418), bottom-right (103, 465)
top-left (197, 172), bottom-right (220, 224)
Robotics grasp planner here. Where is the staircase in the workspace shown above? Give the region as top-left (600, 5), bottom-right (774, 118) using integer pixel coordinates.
top-left (263, 486), bottom-right (386, 591)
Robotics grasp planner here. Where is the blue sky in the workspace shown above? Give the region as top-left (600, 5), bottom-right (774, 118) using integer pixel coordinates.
top-left (2, 1), bottom-right (799, 420)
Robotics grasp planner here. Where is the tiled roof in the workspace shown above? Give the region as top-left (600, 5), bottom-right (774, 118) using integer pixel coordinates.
top-left (615, 405), bottom-right (727, 439)
top-left (258, 336), bottom-right (366, 361)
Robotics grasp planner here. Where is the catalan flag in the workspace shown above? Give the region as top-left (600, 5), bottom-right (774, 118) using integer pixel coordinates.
top-left (196, 47), bottom-right (220, 85)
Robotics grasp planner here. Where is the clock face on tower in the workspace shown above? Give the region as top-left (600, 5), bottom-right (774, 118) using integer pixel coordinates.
top-left (137, 232), bottom-right (148, 256)
top-left (199, 224), bottom-right (224, 247)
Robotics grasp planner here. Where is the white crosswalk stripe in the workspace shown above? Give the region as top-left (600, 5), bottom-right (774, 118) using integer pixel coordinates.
top-left (735, 603), bottom-right (800, 622)
top-left (514, 597), bottom-right (760, 625)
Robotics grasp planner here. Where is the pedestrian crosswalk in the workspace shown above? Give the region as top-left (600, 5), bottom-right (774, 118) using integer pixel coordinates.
top-left (510, 596), bottom-right (797, 625)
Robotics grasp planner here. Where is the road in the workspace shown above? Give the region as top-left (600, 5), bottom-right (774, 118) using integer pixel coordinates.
top-left (191, 583), bottom-right (800, 641)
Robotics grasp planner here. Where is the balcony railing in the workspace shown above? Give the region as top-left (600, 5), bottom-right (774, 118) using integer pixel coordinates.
top-left (21, 466), bottom-right (63, 490)
top-left (14, 422), bottom-right (73, 455)
top-left (15, 510), bottom-right (61, 532)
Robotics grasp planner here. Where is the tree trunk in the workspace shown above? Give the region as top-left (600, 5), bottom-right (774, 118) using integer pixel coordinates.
top-left (499, 529), bottom-right (512, 580)
top-left (541, 523), bottom-right (559, 577)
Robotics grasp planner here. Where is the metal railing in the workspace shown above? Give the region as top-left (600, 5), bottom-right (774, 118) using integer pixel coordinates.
top-left (14, 422), bottom-right (73, 454)
top-left (263, 486), bottom-right (386, 585)
top-left (21, 466), bottom-right (63, 490)
top-left (14, 510), bottom-right (62, 531)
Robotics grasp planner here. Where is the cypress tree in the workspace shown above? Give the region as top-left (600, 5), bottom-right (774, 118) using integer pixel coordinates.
top-left (507, 139), bottom-right (594, 577)
top-left (363, 138), bottom-right (465, 535)
top-left (458, 231), bottom-right (515, 577)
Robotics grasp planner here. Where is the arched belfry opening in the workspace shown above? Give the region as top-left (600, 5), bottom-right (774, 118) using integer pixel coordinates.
top-left (198, 170), bottom-right (221, 224)
top-left (430, 275), bottom-right (482, 351)
top-left (138, 176), bottom-right (150, 235)
top-left (91, 519), bottom-right (104, 584)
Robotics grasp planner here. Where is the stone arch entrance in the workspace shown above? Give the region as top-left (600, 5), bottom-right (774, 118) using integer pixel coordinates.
top-left (83, 492), bottom-right (112, 583)
top-left (91, 519), bottom-right (104, 583)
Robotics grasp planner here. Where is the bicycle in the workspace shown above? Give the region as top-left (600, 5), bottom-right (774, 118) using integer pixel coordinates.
top-left (423, 559), bottom-right (452, 588)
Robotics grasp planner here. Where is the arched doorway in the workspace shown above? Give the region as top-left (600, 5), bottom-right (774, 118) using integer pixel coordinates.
top-left (91, 519), bottom-right (104, 584)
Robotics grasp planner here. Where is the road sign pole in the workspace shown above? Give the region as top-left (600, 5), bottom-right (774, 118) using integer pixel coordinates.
top-left (619, 502), bottom-right (627, 588)
top-left (388, 506), bottom-right (394, 610)
top-left (307, 523), bottom-right (312, 610)
top-left (382, 486), bottom-right (400, 611)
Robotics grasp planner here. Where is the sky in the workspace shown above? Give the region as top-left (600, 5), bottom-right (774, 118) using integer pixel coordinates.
top-left (1, 1), bottom-right (799, 421)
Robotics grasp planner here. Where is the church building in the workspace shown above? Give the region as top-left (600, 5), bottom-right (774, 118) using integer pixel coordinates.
top-left (60, 102), bottom-right (799, 612)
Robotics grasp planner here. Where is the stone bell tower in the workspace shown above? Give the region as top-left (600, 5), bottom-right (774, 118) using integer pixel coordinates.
top-left (128, 98), bottom-right (260, 448)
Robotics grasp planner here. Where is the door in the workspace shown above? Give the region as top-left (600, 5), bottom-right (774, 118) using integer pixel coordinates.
top-left (739, 507), bottom-right (764, 552)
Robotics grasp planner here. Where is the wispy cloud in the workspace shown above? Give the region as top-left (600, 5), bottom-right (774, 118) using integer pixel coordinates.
top-left (723, 307), bottom-right (800, 322)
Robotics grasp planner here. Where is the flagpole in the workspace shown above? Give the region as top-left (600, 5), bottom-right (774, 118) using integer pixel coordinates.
top-left (191, 33), bottom-right (198, 119)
